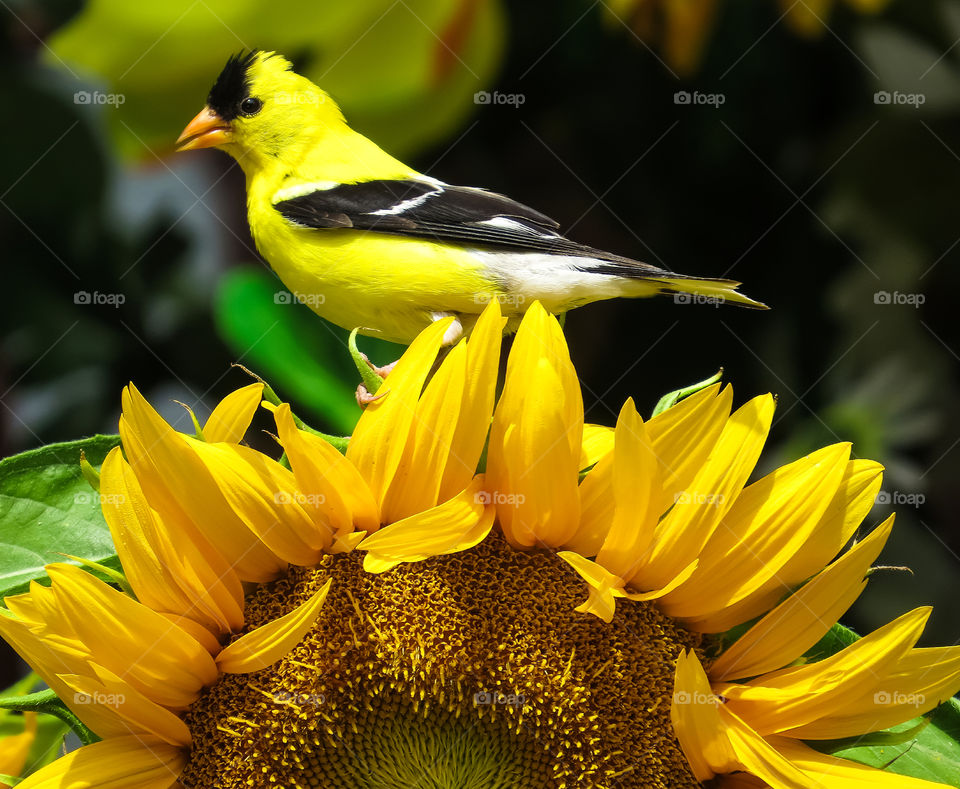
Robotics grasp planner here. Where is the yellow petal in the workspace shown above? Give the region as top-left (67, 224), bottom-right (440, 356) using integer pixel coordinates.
top-left (121, 384), bottom-right (287, 582)
top-left (720, 608), bottom-right (930, 735)
top-left (217, 580), bottom-right (331, 674)
top-left (671, 650), bottom-right (815, 788)
top-left (272, 403), bottom-right (379, 535)
top-left (719, 706), bottom-right (817, 789)
top-left (158, 613), bottom-right (223, 655)
top-left (43, 564), bottom-right (219, 708)
top-left (100, 448), bottom-right (244, 635)
top-left (487, 303), bottom-right (582, 547)
top-left (661, 443), bottom-right (851, 622)
top-left (646, 382), bottom-right (732, 504)
top-left (346, 317), bottom-right (450, 507)
top-left (565, 449), bottom-right (615, 557)
top-left (594, 399), bottom-right (667, 582)
top-left (709, 516), bottom-right (893, 681)
top-left (671, 648), bottom-right (739, 781)
top-left (380, 341), bottom-right (468, 523)
top-left (767, 735), bottom-right (959, 787)
top-left (59, 663), bottom-right (192, 746)
top-left (0, 712), bottom-right (35, 777)
top-left (783, 642), bottom-right (960, 739)
top-left (566, 384), bottom-right (732, 558)
top-left (0, 614), bottom-right (120, 738)
top-left (640, 394), bottom-right (776, 590)
top-left (188, 439), bottom-right (330, 564)
top-left (202, 383), bottom-right (264, 443)
top-left (775, 458), bottom-right (884, 582)
top-left (705, 458), bottom-right (884, 634)
top-left (14, 734), bottom-right (185, 789)
top-left (579, 424), bottom-right (614, 470)
top-left (361, 477), bottom-right (494, 573)
top-left (438, 300), bottom-right (504, 501)
top-left (558, 551), bottom-right (698, 623)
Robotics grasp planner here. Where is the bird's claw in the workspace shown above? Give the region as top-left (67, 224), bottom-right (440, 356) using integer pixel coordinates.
top-left (356, 383), bottom-right (389, 408)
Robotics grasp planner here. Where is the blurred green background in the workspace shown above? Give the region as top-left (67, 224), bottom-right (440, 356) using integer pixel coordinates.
top-left (1, 0), bottom-right (959, 668)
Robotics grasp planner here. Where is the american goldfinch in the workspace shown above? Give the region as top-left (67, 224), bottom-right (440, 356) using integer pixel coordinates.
top-left (177, 51), bottom-right (764, 345)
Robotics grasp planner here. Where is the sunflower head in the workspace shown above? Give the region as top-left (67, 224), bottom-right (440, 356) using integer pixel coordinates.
top-left (1, 300), bottom-right (958, 789)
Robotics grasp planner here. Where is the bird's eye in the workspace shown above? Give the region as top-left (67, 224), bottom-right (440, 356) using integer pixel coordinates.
top-left (239, 97), bottom-right (263, 116)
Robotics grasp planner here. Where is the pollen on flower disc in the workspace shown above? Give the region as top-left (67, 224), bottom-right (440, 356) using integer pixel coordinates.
top-left (180, 534), bottom-right (702, 788)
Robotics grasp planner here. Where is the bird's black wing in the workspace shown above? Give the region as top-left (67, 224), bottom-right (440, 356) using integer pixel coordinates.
top-left (273, 179), bottom-right (633, 261)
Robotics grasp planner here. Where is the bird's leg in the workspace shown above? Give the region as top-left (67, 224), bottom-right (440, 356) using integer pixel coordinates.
top-left (354, 315), bottom-right (464, 408)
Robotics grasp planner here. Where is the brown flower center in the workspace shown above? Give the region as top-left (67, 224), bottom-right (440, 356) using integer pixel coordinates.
top-left (180, 533), bottom-right (701, 788)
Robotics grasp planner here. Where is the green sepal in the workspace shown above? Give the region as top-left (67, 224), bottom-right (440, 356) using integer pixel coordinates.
top-left (0, 690), bottom-right (99, 747)
top-left (349, 328), bottom-right (385, 397)
top-left (174, 400), bottom-right (204, 440)
top-left (58, 554), bottom-right (133, 597)
top-left (651, 369), bottom-right (724, 418)
top-left (78, 451), bottom-right (100, 493)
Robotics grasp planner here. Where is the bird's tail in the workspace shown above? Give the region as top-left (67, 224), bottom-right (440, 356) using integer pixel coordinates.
top-left (650, 275), bottom-right (767, 309)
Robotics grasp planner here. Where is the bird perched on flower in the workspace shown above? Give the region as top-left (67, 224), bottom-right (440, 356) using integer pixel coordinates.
top-left (177, 50), bottom-right (764, 346)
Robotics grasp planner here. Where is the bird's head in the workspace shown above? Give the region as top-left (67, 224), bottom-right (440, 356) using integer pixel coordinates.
top-left (176, 51), bottom-right (343, 167)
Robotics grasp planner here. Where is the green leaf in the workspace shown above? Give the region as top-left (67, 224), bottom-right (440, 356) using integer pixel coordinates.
top-left (804, 620), bottom-right (861, 662)
top-left (215, 269), bottom-right (402, 435)
top-left (817, 697), bottom-right (960, 786)
top-left (0, 435), bottom-right (120, 600)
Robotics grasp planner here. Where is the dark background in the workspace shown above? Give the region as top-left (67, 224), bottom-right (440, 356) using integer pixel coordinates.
top-left (1, 0), bottom-right (958, 663)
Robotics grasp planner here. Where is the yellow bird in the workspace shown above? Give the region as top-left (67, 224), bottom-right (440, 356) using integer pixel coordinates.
top-left (177, 51), bottom-right (764, 346)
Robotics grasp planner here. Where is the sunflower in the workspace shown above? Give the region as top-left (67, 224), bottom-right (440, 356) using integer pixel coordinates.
top-left (1, 300), bottom-right (958, 788)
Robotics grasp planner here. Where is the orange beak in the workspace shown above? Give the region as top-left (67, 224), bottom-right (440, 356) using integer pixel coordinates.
top-left (175, 106), bottom-right (232, 151)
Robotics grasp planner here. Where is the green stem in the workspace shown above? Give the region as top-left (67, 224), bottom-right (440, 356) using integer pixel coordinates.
top-left (0, 690), bottom-right (99, 746)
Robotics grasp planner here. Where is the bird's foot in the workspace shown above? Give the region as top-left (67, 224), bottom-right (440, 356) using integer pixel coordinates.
top-left (356, 383), bottom-right (388, 407)
top-left (355, 355), bottom-right (398, 407)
